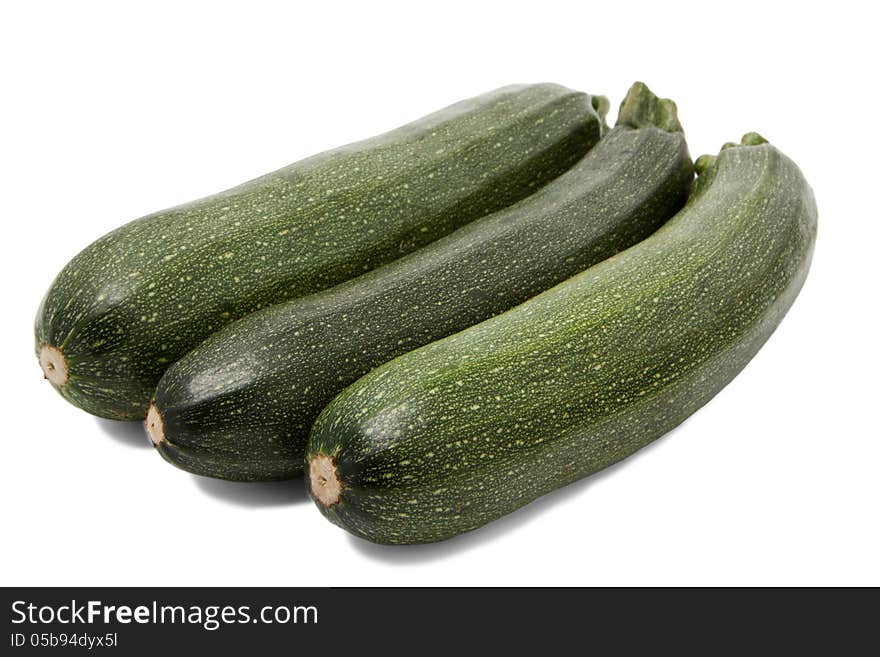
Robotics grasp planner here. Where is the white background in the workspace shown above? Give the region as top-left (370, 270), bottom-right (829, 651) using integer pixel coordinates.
top-left (1, 1), bottom-right (877, 586)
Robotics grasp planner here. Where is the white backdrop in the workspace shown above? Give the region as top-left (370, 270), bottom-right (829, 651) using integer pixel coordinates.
top-left (2, 1), bottom-right (877, 586)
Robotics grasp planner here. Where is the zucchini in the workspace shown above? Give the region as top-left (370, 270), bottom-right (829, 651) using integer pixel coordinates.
top-left (35, 83), bottom-right (602, 420)
top-left (307, 133), bottom-right (817, 544)
top-left (149, 83), bottom-right (693, 481)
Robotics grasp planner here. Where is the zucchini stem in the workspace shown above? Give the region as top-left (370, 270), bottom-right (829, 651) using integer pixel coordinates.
top-left (310, 453), bottom-right (343, 507)
top-left (39, 344), bottom-right (68, 387)
top-left (146, 403), bottom-right (166, 446)
top-left (591, 95), bottom-right (611, 134)
top-left (615, 81), bottom-right (683, 133)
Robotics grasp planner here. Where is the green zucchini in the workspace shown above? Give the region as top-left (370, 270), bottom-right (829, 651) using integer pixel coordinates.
top-left (35, 83), bottom-right (602, 420)
top-left (307, 133), bottom-right (817, 544)
top-left (149, 83), bottom-right (693, 481)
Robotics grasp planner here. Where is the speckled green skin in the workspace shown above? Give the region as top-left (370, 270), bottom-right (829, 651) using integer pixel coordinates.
top-left (308, 135), bottom-right (817, 545)
top-left (152, 84), bottom-right (692, 481)
top-left (35, 84), bottom-right (601, 420)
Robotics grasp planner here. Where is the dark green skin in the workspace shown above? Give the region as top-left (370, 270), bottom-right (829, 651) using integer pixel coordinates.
top-left (153, 84), bottom-right (693, 481)
top-left (35, 83), bottom-right (601, 420)
top-left (308, 135), bottom-right (817, 545)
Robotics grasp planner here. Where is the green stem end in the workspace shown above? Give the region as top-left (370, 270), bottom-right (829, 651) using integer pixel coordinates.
top-left (615, 82), bottom-right (683, 133)
top-left (591, 95), bottom-right (611, 134)
top-left (697, 132), bottom-right (770, 176)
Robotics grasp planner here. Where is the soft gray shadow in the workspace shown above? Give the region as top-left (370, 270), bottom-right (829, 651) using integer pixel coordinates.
top-left (349, 421), bottom-right (688, 564)
top-left (94, 417), bottom-right (152, 449)
top-left (193, 475), bottom-right (310, 507)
